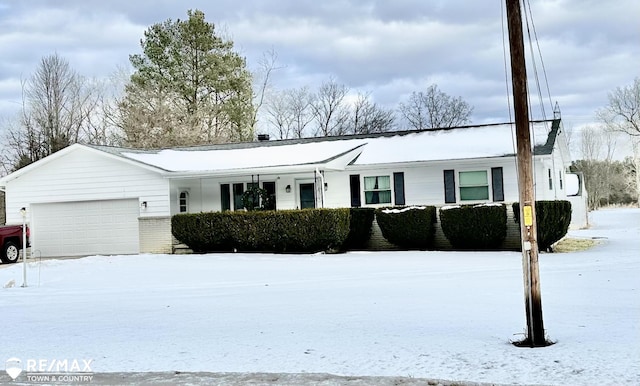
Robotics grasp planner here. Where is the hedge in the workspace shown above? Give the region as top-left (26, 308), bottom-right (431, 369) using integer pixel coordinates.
top-left (375, 206), bottom-right (437, 249)
top-left (342, 208), bottom-right (375, 250)
top-left (172, 208), bottom-right (350, 253)
top-left (513, 200), bottom-right (572, 251)
top-left (439, 204), bottom-right (507, 249)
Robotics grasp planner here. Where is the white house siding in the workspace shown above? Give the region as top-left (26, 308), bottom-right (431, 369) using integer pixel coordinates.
top-left (4, 147), bottom-right (171, 256)
top-left (339, 158), bottom-right (520, 208)
top-left (172, 156), bottom-right (556, 215)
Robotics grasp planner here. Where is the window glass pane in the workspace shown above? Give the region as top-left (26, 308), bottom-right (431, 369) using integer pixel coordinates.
top-left (377, 176), bottom-right (391, 190)
top-left (364, 175), bottom-right (392, 204)
top-left (460, 186), bottom-right (489, 200)
top-left (233, 183), bottom-right (244, 210)
top-left (377, 190), bottom-right (392, 203)
top-left (365, 190), bottom-right (392, 204)
top-left (459, 171), bottom-right (487, 186)
top-left (365, 191), bottom-right (376, 204)
top-left (262, 182), bottom-right (276, 210)
top-left (364, 177), bottom-right (377, 190)
top-left (179, 191), bottom-right (188, 212)
top-left (221, 184), bottom-right (231, 211)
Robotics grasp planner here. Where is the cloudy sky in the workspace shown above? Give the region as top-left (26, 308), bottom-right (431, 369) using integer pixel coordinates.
top-left (0, 0), bottom-right (638, 151)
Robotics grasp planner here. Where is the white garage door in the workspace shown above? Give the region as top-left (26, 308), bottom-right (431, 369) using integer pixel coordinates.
top-left (31, 199), bottom-right (140, 257)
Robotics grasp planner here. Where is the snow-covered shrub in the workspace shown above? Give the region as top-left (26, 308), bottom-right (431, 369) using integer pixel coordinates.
top-left (512, 200), bottom-right (572, 252)
top-left (342, 208), bottom-right (375, 250)
top-left (172, 208), bottom-right (350, 253)
top-left (375, 206), bottom-right (437, 249)
top-left (439, 204), bottom-right (507, 249)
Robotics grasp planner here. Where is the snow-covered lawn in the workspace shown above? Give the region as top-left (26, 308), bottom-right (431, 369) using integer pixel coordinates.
top-left (1, 208), bottom-right (638, 385)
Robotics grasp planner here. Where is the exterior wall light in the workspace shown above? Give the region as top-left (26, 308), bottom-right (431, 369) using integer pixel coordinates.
top-left (141, 201), bottom-right (147, 209)
top-left (285, 185), bottom-right (291, 193)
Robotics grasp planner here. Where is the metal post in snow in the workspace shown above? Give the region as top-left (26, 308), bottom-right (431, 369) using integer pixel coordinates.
top-left (20, 207), bottom-right (27, 288)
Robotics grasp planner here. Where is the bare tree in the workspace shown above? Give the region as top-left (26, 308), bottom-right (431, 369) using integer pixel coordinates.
top-left (580, 125), bottom-right (617, 161)
top-left (251, 49), bottom-right (283, 133)
top-left (598, 78), bottom-right (640, 206)
top-left (2, 54), bottom-right (98, 170)
top-left (311, 79), bottom-right (350, 137)
top-left (117, 82), bottom-right (183, 148)
top-left (349, 92), bottom-right (395, 134)
top-left (264, 89), bottom-right (294, 140)
top-left (598, 77), bottom-right (640, 137)
top-left (289, 87), bottom-right (316, 138)
top-left (264, 86), bottom-right (315, 139)
top-left (575, 126), bottom-right (622, 209)
top-left (630, 140), bottom-right (640, 206)
top-left (398, 84), bottom-right (473, 129)
top-left (81, 67), bottom-right (129, 147)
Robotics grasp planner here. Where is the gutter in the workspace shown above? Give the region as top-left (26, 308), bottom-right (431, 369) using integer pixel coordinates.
top-left (160, 163), bottom-right (329, 179)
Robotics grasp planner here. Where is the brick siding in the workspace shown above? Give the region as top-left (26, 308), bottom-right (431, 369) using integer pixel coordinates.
top-left (138, 216), bottom-right (173, 254)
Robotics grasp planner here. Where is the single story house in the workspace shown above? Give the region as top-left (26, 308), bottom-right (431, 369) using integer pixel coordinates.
top-left (0, 118), bottom-right (587, 257)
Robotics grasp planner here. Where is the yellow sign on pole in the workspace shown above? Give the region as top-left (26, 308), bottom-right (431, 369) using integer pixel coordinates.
top-left (523, 205), bottom-right (533, 226)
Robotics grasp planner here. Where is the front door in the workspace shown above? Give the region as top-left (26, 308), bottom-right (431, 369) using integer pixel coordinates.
top-left (299, 183), bottom-right (316, 209)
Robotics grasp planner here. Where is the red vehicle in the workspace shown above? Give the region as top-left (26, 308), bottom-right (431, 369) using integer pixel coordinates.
top-left (0, 225), bottom-right (29, 264)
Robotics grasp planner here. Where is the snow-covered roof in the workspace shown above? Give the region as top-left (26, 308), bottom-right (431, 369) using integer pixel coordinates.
top-left (91, 120), bottom-right (558, 174)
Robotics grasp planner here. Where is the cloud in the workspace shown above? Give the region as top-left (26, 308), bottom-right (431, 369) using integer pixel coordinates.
top-left (0, 0), bottom-right (638, 155)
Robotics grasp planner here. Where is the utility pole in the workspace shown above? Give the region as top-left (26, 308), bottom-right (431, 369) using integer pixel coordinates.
top-left (505, 0), bottom-right (547, 347)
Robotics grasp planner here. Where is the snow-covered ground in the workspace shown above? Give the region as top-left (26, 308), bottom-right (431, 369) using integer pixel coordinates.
top-left (1, 208), bottom-right (638, 385)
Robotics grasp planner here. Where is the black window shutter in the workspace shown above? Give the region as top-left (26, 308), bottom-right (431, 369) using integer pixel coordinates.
top-left (491, 167), bottom-right (504, 202)
top-left (220, 184), bottom-right (231, 211)
top-left (349, 174), bottom-right (361, 207)
top-left (444, 170), bottom-right (456, 203)
top-left (393, 172), bottom-right (405, 205)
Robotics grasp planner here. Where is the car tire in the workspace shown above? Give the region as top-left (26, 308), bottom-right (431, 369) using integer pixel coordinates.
top-left (1, 241), bottom-right (20, 264)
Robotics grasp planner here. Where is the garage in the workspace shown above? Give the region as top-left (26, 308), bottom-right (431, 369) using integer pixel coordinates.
top-left (31, 199), bottom-right (140, 257)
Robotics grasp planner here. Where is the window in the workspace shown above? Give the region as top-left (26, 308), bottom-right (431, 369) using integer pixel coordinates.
top-left (364, 176), bottom-right (391, 204)
top-left (459, 171), bottom-right (489, 201)
top-left (548, 169), bottom-right (553, 190)
top-left (262, 181), bottom-right (276, 210)
top-left (224, 182), bottom-right (276, 211)
top-left (179, 191), bottom-right (189, 213)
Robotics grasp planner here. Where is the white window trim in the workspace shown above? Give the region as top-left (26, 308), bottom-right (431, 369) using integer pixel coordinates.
top-left (362, 175), bottom-right (393, 207)
top-left (178, 189), bottom-right (190, 213)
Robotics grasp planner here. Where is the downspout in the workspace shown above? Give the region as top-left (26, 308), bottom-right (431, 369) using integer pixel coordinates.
top-left (315, 168), bottom-right (325, 208)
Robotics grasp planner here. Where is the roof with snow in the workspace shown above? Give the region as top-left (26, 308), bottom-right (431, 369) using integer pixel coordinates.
top-left (87, 119), bottom-right (560, 174)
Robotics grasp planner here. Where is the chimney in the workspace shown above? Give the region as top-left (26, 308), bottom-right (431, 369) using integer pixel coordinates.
top-left (257, 134), bottom-right (270, 141)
